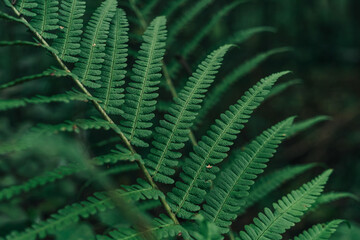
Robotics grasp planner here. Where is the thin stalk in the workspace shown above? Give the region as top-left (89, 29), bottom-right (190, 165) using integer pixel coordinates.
top-left (7, 3), bottom-right (179, 225)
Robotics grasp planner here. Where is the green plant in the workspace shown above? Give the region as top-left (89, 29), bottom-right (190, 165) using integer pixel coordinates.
top-left (0, 0), bottom-right (354, 239)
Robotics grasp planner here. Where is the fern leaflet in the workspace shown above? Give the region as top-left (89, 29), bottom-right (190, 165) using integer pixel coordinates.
top-left (30, 0), bottom-right (59, 39)
top-left (52, 0), bottom-right (85, 62)
top-left (0, 68), bottom-right (70, 90)
top-left (266, 79), bottom-right (302, 99)
top-left (240, 163), bottom-right (317, 214)
top-left (200, 117), bottom-right (294, 233)
top-left (14, 0), bottom-right (37, 17)
top-left (93, 145), bottom-right (142, 166)
top-left (169, 1), bottom-right (242, 77)
top-left (97, 214), bottom-right (189, 240)
top-left (0, 164), bottom-right (81, 201)
top-left (4, 179), bottom-right (163, 240)
top-left (237, 170), bottom-right (332, 240)
top-left (310, 192), bottom-right (358, 211)
top-left (94, 9), bottom-right (129, 115)
top-left (0, 90), bottom-right (96, 111)
top-left (145, 44), bottom-right (233, 184)
top-left (72, 0), bottom-right (117, 88)
top-left (195, 48), bottom-right (289, 126)
top-left (120, 16), bottom-right (167, 146)
top-left (167, 0), bottom-right (213, 46)
top-left (288, 116), bottom-right (331, 138)
top-left (167, 71), bottom-right (290, 219)
top-left (293, 220), bottom-right (344, 240)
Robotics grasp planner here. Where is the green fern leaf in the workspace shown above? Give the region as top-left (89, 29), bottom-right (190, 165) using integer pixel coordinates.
top-left (167, 71), bottom-right (290, 219)
top-left (222, 27), bottom-right (276, 46)
top-left (237, 170), bottom-right (332, 240)
top-left (0, 164), bottom-right (80, 201)
top-left (120, 16), bottom-right (167, 146)
top-left (161, 0), bottom-right (190, 19)
top-left (142, 0), bottom-right (161, 19)
top-left (288, 116), bottom-right (331, 138)
top-left (184, 27), bottom-right (276, 78)
top-left (0, 90), bottom-right (96, 111)
top-left (0, 10), bottom-right (23, 22)
top-left (189, 215), bottom-right (223, 240)
top-left (94, 9), bottom-right (129, 115)
top-left (310, 192), bottom-right (358, 212)
top-left (0, 118), bottom-right (113, 155)
top-left (97, 214), bottom-right (189, 240)
top-left (4, 179), bottom-right (163, 240)
top-left (293, 220), bottom-right (344, 240)
top-left (167, 0), bottom-right (213, 46)
top-left (200, 117), bottom-right (294, 233)
top-left (14, 0), bottom-right (38, 17)
top-left (168, 1), bottom-right (243, 77)
top-left (145, 44), bottom-right (233, 184)
top-left (30, 0), bottom-right (59, 39)
top-left (240, 163), bottom-right (317, 214)
top-left (52, 0), bottom-right (86, 62)
top-left (266, 79), bottom-right (302, 99)
top-left (0, 68), bottom-right (70, 90)
top-left (72, 0), bottom-right (117, 88)
top-left (93, 145), bottom-right (142, 166)
top-left (195, 48), bottom-right (289, 126)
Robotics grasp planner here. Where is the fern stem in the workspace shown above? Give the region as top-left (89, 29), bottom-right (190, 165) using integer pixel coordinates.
top-left (7, 3), bottom-right (180, 226)
top-left (130, 0), bottom-right (198, 146)
top-left (129, 0), bottom-right (147, 29)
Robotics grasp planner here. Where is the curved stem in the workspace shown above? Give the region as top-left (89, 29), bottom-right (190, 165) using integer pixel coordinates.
top-left (7, 3), bottom-right (179, 225)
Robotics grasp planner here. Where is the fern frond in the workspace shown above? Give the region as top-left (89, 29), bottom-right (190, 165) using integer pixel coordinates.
top-left (93, 9), bottom-right (129, 115)
top-left (288, 116), bottom-right (331, 138)
top-left (142, 0), bottom-right (161, 19)
top-left (293, 220), bottom-right (344, 240)
top-left (33, 118), bottom-right (114, 134)
top-left (310, 192), bottom-right (358, 211)
top-left (189, 215), bottom-right (223, 240)
top-left (223, 27), bottom-right (276, 46)
top-left (200, 117), bottom-right (294, 233)
top-left (120, 16), bottom-right (167, 146)
top-left (167, 0), bottom-right (213, 46)
top-left (4, 179), bottom-right (163, 240)
top-left (52, 0), bottom-right (85, 62)
top-left (0, 90), bottom-right (96, 111)
top-left (145, 44), bottom-right (233, 184)
top-left (240, 163), bottom-right (317, 214)
top-left (0, 164), bottom-right (80, 201)
top-left (195, 48), bottom-right (289, 126)
top-left (14, 0), bottom-right (38, 17)
top-left (0, 40), bottom-right (42, 47)
top-left (238, 170), bottom-right (332, 240)
top-left (168, 1), bottom-right (242, 77)
top-left (167, 71), bottom-right (290, 219)
top-left (0, 118), bottom-right (113, 155)
top-left (161, 0), bottom-right (190, 19)
top-left (0, 10), bottom-right (24, 22)
top-left (93, 145), bottom-right (142, 166)
top-left (185, 1), bottom-right (242, 55)
top-left (30, 0), bottom-right (59, 39)
top-left (266, 79), bottom-right (302, 99)
top-left (97, 214), bottom-right (189, 240)
top-left (0, 68), bottom-right (70, 90)
top-left (72, 0), bottom-right (117, 88)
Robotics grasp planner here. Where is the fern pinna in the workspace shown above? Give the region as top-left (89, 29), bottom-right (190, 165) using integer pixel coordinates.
top-left (0, 0), bottom-right (353, 239)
